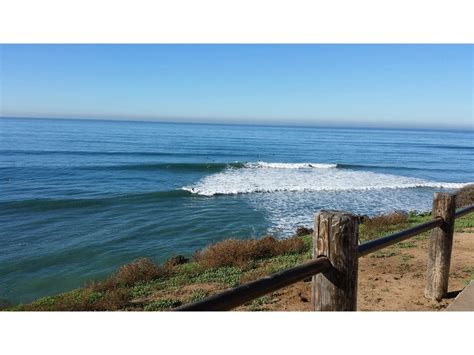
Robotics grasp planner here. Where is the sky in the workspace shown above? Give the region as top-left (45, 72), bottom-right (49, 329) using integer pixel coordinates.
top-left (0, 44), bottom-right (472, 129)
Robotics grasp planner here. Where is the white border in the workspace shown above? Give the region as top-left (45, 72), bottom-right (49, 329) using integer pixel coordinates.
top-left (0, 0), bottom-right (473, 43)
top-left (0, 312), bottom-right (471, 355)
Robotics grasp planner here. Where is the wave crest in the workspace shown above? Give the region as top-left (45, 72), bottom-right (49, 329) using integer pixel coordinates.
top-left (183, 162), bottom-right (469, 196)
top-left (244, 161), bottom-right (337, 169)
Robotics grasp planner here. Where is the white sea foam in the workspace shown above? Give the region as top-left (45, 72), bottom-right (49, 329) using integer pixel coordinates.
top-left (183, 162), bottom-right (469, 196)
top-left (244, 161), bottom-right (337, 169)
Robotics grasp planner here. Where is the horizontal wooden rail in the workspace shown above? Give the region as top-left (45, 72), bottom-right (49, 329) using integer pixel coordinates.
top-left (175, 257), bottom-right (331, 311)
top-left (358, 204), bottom-right (473, 258)
top-left (455, 204), bottom-right (474, 218)
top-left (357, 218), bottom-right (443, 257)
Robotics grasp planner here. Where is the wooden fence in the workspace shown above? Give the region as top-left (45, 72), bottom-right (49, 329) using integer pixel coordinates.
top-left (175, 192), bottom-right (474, 311)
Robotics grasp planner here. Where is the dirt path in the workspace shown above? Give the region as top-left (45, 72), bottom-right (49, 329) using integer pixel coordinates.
top-left (237, 231), bottom-right (474, 311)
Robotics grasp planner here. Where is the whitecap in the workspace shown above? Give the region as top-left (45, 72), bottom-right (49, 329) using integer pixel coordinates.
top-left (244, 161), bottom-right (337, 169)
top-left (182, 162), bottom-right (470, 196)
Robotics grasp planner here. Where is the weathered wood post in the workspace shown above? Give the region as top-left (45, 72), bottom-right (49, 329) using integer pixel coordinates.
top-left (312, 210), bottom-right (359, 311)
top-left (425, 192), bottom-right (456, 301)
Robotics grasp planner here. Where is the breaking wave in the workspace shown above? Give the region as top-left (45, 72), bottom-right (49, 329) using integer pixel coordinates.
top-left (243, 162), bottom-right (337, 169)
top-left (183, 161), bottom-right (469, 196)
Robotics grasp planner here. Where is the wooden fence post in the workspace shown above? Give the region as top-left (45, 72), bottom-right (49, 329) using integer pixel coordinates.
top-left (312, 210), bottom-right (359, 311)
top-left (425, 192), bottom-right (456, 301)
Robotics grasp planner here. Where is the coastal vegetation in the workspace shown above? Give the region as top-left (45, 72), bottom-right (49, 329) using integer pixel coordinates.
top-left (6, 186), bottom-right (474, 311)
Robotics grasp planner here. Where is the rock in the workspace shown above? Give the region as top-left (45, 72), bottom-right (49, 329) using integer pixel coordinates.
top-left (357, 215), bottom-right (370, 224)
top-left (164, 255), bottom-right (189, 268)
top-left (298, 293), bottom-right (309, 303)
top-left (294, 226), bottom-right (313, 237)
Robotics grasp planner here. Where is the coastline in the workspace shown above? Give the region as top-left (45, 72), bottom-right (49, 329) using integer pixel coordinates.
top-left (5, 208), bottom-right (474, 311)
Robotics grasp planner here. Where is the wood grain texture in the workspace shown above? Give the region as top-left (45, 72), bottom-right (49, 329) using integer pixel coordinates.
top-left (425, 192), bottom-right (456, 301)
top-left (312, 210), bottom-right (359, 311)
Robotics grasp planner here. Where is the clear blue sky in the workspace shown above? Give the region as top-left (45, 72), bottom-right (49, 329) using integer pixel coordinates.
top-left (0, 44), bottom-right (472, 129)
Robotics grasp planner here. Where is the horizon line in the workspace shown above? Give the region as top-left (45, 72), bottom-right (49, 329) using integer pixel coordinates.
top-left (1, 115), bottom-right (473, 133)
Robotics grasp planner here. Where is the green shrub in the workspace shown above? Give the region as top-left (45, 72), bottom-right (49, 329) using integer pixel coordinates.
top-left (89, 258), bottom-right (167, 292)
top-left (144, 298), bottom-right (181, 311)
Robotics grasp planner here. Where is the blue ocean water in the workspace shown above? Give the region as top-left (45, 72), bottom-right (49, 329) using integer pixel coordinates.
top-left (0, 117), bottom-right (473, 304)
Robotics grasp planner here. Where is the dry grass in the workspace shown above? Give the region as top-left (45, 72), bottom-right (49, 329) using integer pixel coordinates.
top-left (193, 235), bottom-right (307, 268)
top-left (89, 258), bottom-right (167, 292)
top-left (363, 212), bottom-right (407, 230)
top-left (456, 184), bottom-right (474, 208)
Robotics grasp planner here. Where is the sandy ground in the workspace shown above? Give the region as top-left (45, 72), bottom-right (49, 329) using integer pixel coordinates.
top-left (237, 231), bottom-right (474, 311)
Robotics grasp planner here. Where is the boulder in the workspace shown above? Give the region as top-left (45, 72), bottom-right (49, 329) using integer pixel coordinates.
top-left (295, 226), bottom-right (313, 237)
top-left (164, 255), bottom-right (189, 268)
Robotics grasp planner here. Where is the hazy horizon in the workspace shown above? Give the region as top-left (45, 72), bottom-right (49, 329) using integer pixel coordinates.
top-left (2, 114), bottom-right (473, 132)
top-left (1, 44), bottom-right (472, 130)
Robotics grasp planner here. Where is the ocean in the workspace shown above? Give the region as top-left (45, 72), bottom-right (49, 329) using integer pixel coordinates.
top-left (0, 117), bottom-right (472, 304)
